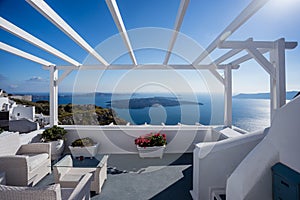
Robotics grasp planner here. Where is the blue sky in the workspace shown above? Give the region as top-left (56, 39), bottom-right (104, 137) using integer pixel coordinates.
top-left (0, 0), bottom-right (299, 94)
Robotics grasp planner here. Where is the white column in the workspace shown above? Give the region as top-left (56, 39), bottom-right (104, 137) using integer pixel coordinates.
top-left (49, 65), bottom-right (58, 126)
top-left (224, 66), bottom-right (232, 127)
top-left (270, 38), bottom-right (286, 120)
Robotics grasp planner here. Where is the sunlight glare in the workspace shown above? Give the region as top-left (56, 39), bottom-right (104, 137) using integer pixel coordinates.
top-left (270, 0), bottom-right (299, 11)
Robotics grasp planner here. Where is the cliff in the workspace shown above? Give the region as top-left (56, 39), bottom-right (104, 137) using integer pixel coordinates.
top-left (11, 99), bottom-right (127, 125)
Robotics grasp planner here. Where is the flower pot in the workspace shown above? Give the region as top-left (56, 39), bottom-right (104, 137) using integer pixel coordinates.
top-left (137, 145), bottom-right (166, 158)
top-left (50, 140), bottom-right (64, 161)
top-left (69, 143), bottom-right (99, 158)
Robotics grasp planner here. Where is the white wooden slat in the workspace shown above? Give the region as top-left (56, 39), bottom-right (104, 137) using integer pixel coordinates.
top-left (0, 17), bottom-right (80, 66)
top-left (26, 0), bottom-right (109, 66)
top-left (163, 0), bottom-right (190, 65)
top-left (0, 42), bottom-right (54, 66)
top-left (105, 0), bottom-right (137, 65)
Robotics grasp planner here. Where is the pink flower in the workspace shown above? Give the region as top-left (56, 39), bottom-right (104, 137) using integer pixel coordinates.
top-left (135, 132), bottom-right (167, 147)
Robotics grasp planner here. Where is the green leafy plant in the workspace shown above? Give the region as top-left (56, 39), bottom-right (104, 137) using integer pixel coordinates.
top-left (41, 125), bottom-right (67, 142)
top-left (71, 137), bottom-right (95, 147)
top-left (0, 128), bottom-right (4, 134)
top-left (135, 133), bottom-right (167, 147)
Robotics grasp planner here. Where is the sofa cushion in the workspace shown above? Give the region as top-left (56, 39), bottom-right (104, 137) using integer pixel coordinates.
top-left (21, 153), bottom-right (49, 171)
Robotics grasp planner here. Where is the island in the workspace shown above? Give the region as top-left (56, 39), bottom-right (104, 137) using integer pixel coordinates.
top-left (106, 96), bottom-right (203, 109)
top-left (233, 91), bottom-right (298, 100)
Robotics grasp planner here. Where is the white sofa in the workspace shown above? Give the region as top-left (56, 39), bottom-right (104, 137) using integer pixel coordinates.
top-left (0, 173), bottom-right (92, 200)
top-left (0, 132), bottom-right (51, 186)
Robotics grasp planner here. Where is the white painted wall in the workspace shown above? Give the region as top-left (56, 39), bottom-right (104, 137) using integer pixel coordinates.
top-left (226, 95), bottom-right (300, 200)
top-left (190, 128), bottom-right (267, 200)
top-left (0, 97), bottom-right (9, 111)
top-left (10, 95), bottom-right (32, 102)
top-left (63, 125), bottom-right (221, 154)
top-left (11, 105), bottom-right (35, 120)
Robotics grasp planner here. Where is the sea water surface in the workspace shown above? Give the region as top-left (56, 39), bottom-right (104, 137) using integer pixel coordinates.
top-left (31, 92), bottom-right (270, 132)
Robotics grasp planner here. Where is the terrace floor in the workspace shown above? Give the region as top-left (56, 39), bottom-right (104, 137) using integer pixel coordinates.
top-left (39, 153), bottom-right (193, 200)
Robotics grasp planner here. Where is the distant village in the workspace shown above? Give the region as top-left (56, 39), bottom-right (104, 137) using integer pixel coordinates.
top-left (0, 89), bottom-right (49, 133)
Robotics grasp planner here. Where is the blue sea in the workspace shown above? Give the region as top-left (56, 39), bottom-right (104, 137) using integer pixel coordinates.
top-left (30, 92), bottom-right (270, 132)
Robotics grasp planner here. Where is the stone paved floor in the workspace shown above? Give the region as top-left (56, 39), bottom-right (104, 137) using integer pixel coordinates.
top-left (38, 153), bottom-right (193, 200)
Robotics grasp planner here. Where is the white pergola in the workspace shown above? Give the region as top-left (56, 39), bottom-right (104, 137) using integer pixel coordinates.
top-left (0, 0), bottom-right (297, 127)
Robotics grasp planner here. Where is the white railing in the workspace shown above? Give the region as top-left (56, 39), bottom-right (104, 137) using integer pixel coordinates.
top-left (62, 125), bottom-right (223, 154)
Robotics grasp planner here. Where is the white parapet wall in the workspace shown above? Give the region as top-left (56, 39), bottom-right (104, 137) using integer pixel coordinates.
top-left (190, 128), bottom-right (268, 200)
top-left (63, 125), bottom-right (222, 154)
top-left (226, 95), bottom-right (300, 200)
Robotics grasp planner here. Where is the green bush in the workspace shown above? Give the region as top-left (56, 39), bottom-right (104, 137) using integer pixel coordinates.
top-left (41, 125), bottom-right (67, 142)
top-left (71, 137), bottom-right (95, 147)
top-left (0, 128), bottom-right (4, 134)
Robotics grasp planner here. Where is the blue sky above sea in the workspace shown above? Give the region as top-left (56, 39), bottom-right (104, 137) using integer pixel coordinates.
top-left (0, 0), bottom-right (299, 95)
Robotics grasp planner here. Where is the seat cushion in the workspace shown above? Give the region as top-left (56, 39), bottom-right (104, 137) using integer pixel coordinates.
top-left (22, 153), bottom-right (49, 171)
top-left (59, 168), bottom-right (95, 188)
top-left (0, 183), bottom-right (61, 200)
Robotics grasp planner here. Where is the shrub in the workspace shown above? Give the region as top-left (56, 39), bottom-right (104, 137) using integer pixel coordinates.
top-left (71, 137), bottom-right (95, 147)
top-left (41, 125), bottom-right (67, 142)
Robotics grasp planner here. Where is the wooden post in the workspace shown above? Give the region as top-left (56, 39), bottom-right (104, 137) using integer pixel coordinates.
top-left (49, 65), bottom-right (58, 126)
top-left (224, 65), bottom-right (232, 127)
top-left (270, 38), bottom-right (286, 121)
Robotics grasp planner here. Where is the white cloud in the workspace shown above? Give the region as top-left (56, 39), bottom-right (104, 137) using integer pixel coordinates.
top-left (0, 74), bottom-right (7, 81)
top-left (9, 84), bottom-right (18, 89)
top-left (26, 76), bottom-right (44, 82)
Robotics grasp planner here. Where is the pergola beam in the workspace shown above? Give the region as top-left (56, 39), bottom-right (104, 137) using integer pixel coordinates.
top-left (209, 69), bottom-right (225, 85)
top-left (230, 48), bottom-right (269, 66)
top-left (56, 69), bottom-right (73, 85)
top-left (219, 40), bottom-right (297, 49)
top-left (0, 42), bottom-right (54, 66)
top-left (163, 0), bottom-right (190, 65)
top-left (43, 64), bottom-right (239, 71)
top-left (246, 47), bottom-right (275, 77)
top-left (0, 17), bottom-right (80, 66)
top-left (26, 0), bottom-right (109, 66)
top-left (192, 0), bottom-right (270, 65)
top-left (105, 0), bottom-right (137, 65)
top-left (212, 49), bottom-right (244, 65)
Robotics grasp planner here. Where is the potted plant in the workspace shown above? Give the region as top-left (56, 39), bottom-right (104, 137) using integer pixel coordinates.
top-left (135, 133), bottom-right (167, 158)
top-left (41, 125), bottom-right (67, 161)
top-left (69, 137), bottom-right (99, 159)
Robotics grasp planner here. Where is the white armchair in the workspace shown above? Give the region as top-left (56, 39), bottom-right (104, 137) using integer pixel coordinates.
top-left (0, 132), bottom-right (51, 186)
top-left (0, 173), bottom-right (93, 200)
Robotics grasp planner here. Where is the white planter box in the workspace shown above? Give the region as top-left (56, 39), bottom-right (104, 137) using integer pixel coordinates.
top-left (69, 143), bottom-right (99, 158)
top-left (50, 140), bottom-right (64, 161)
top-left (137, 145), bottom-right (166, 158)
